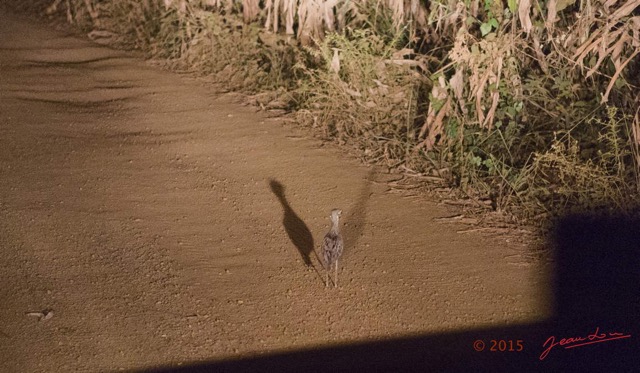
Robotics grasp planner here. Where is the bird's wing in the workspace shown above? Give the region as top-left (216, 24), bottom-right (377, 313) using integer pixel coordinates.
top-left (322, 234), bottom-right (334, 250)
top-left (336, 235), bottom-right (344, 254)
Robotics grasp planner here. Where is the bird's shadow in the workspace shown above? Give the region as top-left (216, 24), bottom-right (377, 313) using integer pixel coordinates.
top-left (269, 179), bottom-right (320, 272)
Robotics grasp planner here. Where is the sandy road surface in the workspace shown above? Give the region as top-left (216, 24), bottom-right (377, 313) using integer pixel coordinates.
top-left (0, 8), bottom-right (554, 372)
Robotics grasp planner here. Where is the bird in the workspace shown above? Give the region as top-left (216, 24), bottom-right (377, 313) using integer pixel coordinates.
top-left (322, 209), bottom-right (344, 288)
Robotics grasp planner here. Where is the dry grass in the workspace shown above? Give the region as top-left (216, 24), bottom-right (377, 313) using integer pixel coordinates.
top-left (294, 28), bottom-right (429, 169)
top-left (15, 0), bottom-right (640, 222)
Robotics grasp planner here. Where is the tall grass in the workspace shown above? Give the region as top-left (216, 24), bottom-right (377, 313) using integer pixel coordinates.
top-left (21, 0), bottom-right (640, 221)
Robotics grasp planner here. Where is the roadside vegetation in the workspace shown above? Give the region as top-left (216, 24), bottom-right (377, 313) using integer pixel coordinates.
top-left (7, 0), bottom-right (640, 224)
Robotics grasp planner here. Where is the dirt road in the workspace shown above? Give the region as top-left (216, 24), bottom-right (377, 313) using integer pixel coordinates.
top-left (0, 9), bottom-right (548, 372)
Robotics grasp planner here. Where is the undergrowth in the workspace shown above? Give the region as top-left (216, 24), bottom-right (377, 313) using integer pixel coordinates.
top-left (294, 28), bottom-right (428, 169)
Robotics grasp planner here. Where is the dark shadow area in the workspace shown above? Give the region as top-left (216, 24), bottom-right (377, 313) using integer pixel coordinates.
top-left (551, 211), bottom-right (640, 330)
top-left (134, 210), bottom-right (639, 372)
top-left (342, 168), bottom-right (375, 256)
top-left (269, 179), bottom-right (315, 267)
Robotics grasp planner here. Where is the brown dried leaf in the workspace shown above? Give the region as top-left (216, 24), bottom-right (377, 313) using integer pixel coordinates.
top-left (344, 87), bottom-right (362, 98)
top-left (450, 68), bottom-right (467, 114)
top-left (388, 0), bottom-right (406, 28)
top-left (632, 108), bottom-right (640, 145)
top-left (610, 34), bottom-right (629, 69)
top-left (603, 0), bottom-right (619, 11)
top-left (474, 71), bottom-right (490, 124)
top-left (446, 1), bottom-right (466, 30)
top-left (532, 34), bottom-right (549, 73)
top-left (546, 0), bottom-right (558, 29)
top-left (573, 26), bottom-right (624, 70)
top-left (483, 88), bottom-right (500, 130)
top-left (633, 17), bottom-right (640, 47)
top-left (470, 0), bottom-right (479, 18)
top-left (481, 57), bottom-right (503, 130)
top-left (601, 49), bottom-right (640, 103)
top-left (609, 0), bottom-right (640, 21)
top-left (518, 0), bottom-right (533, 34)
top-left (392, 48), bottom-right (414, 59)
top-left (417, 76), bottom-right (447, 140)
top-left (426, 96), bottom-right (452, 149)
top-left (583, 28), bottom-right (626, 77)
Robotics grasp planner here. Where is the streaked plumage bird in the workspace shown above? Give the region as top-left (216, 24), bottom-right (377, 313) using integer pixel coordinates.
top-left (322, 209), bottom-right (344, 288)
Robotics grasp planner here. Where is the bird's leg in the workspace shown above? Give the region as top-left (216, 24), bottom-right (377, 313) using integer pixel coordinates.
top-left (325, 264), bottom-right (329, 287)
top-left (335, 259), bottom-right (339, 288)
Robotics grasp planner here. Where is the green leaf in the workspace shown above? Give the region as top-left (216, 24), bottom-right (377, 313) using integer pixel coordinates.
top-left (429, 94), bottom-right (444, 111)
top-left (466, 16), bottom-right (477, 26)
top-left (514, 101), bottom-right (523, 112)
top-left (471, 155), bottom-right (482, 167)
top-left (507, 0), bottom-right (517, 13)
top-left (446, 120), bottom-right (459, 138)
top-left (483, 158), bottom-right (494, 169)
top-left (480, 22), bottom-right (492, 36)
top-left (489, 18), bottom-right (499, 28)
